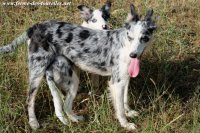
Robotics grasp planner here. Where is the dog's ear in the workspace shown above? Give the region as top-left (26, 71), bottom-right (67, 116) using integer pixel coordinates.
top-left (77, 5), bottom-right (93, 21)
top-left (101, 1), bottom-right (112, 21)
top-left (126, 4), bottom-right (139, 23)
top-left (101, 1), bottom-right (111, 13)
top-left (144, 9), bottom-right (153, 21)
top-left (144, 9), bottom-right (157, 32)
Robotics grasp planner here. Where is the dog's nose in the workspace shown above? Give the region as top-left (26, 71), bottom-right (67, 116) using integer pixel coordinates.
top-left (129, 53), bottom-right (137, 58)
top-left (103, 25), bottom-right (108, 30)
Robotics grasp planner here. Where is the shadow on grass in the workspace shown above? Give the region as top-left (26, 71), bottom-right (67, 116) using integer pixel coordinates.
top-left (129, 53), bottom-right (200, 109)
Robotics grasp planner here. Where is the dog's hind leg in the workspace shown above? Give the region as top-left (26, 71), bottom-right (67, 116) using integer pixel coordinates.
top-left (27, 48), bottom-right (54, 130)
top-left (124, 83), bottom-right (139, 118)
top-left (63, 70), bottom-right (84, 122)
top-left (45, 69), bottom-right (68, 125)
top-left (49, 56), bottom-right (83, 122)
top-left (27, 70), bottom-right (44, 130)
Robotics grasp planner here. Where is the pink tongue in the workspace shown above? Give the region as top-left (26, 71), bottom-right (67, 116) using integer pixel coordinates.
top-left (128, 58), bottom-right (140, 78)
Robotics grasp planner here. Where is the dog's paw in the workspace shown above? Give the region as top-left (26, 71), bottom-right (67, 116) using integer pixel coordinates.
top-left (121, 122), bottom-right (137, 130)
top-left (68, 114), bottom-right (84, 122)
top-left (58, 116), bottom-right (68, 125)
top-left (29, 120), bottom-right (40, 130)
top-left (125, 110), bottom-right (139, 118)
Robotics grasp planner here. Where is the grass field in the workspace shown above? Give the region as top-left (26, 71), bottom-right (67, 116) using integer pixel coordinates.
top-left (0, 0), bottom-right (200, 132)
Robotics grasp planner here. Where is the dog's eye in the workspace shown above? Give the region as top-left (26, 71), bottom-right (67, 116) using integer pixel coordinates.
top-left (141, 36), bottom-right (150, 42)
top-left (128, 36), bottom-right (134, 41)
top-left (91, 19), bottom-right (97, 23)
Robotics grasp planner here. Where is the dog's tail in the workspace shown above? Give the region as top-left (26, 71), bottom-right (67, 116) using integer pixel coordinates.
top-left (0, 32), bottom-right (29, 54)
top-left (0, 24), bottom-right (38, 54)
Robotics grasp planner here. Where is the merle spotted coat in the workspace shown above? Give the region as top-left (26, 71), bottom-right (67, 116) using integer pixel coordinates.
top-left (0, 4), bottom-right (156, 130)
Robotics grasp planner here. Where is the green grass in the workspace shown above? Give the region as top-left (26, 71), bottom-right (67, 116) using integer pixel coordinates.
top-left (0, 0), bottom-right (200, 132)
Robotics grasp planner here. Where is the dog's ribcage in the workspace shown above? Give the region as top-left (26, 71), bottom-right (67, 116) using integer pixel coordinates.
top-left (29, 21), bottom-right (126, 76)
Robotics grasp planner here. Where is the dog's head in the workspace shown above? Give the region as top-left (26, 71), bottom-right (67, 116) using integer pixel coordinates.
top-left (125, 4), bottom-right (157, 58)
top-left (124, 4), bottom-right (157, 77)
top-left (77, 1), bottom-right (111, 30)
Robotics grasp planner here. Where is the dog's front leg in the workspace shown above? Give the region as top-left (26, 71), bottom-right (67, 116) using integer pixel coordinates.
top-left (108, 77), bottom-right (136, 130)
top-left (124, 83), bottom-right (139, 117)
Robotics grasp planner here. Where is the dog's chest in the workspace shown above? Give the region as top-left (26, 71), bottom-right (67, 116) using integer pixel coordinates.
top-left (119, 45), bottom-right (131, 64)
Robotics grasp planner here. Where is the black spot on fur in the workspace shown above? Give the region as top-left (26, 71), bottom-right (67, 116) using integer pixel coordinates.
top-left (27, 25), bottom-right (36, 38)
top-left (28, 23), bottom-right (50, 52)
top-left (79, 30), bottom-right (90, 40)
top-left (107, 31), bottom-right (110, 37)
top-left (110, 56), bottom-right (114, 65)
top-left (100, 61), bottom-right (105, 66)
top-left (115, 31), bottom-right (120, 41)
top-left (68, 69), bottom-right (73, 77)
top-left (83, 48), bottom-right (90, 53)
top-left (27, 23), bottom-right (46, 38)
top-left (57, 22), bottom-right (66, 27)
top-left (103, 48), bottom-right (108, 57)
top-left (93, 38), bottom-right (98, 42)
top-left (70, 55), bottom-right (75, 60)
top-left (147, 28), bottom-right (155, 35)
top-left (109, 37), bottom-right (113, 47)
top-left (29, 34), bottom-right (49, 52)
top-left (56, 22), bottom-right (66, 38)
top-left (140, 36), bottom-right (150, 43)
top-left (77, 53), bottom-right (82, 58)
top-left (40, 40), bottom-right (49, 51)
top-left (36, 56), bottom-right (41, 61)
top-left (46, 33), bottom-right (53, 42)
top-left (53, 41), bottom-right (61, 53)
top-left (66, 57), bottom-right (74, 66)
top-left (80, 43), bottom-right (84, 47)
top-left (117, 78), bottom-right (121, 82)
top-left (69, 27), bottom-right (76, 31)
top-left (30, 56), bottom-right (34, 63)
top-left (68, 81), bottom-right (71, 85)
top-left (144, 30), bottom-right (151, 36)
top-left (93, 48), bottom-right (101, 54)
top-left (65, 33), bottom-right (73, 43)
top-left (56, 28), bottom-right (63, 38)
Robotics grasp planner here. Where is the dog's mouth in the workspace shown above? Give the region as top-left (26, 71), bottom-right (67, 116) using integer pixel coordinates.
top-left (128, 51), bottom-right (145, 78)
top-left (128, 58), bottom-right (140, 78)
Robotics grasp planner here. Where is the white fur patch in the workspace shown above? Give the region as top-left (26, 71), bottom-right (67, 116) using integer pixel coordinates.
top-left (128, 22), bottom-right (149, 57)
top-left (82, 10), bottom-right (107, 30)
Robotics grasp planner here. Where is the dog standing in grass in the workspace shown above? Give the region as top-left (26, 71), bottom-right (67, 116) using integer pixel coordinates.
top-left (0, 1), bottom-right (111, 129)
top-left (0, 4), bottom-right (156, 130)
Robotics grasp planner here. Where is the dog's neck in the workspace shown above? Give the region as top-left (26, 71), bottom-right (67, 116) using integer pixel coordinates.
top-left (112, 28), bottom-right (131, 48)
top-left (113, 27), bottom-right (133, 62)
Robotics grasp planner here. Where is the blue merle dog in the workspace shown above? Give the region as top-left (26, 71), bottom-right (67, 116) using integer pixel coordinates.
top-left (0, 2), bottom-right (111, 130)
top-left (0, 4), bottom-right (156, 130)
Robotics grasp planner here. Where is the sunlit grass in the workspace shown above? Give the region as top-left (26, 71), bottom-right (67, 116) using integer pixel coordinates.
top-left (0, 0), bottom-right (200, 132)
